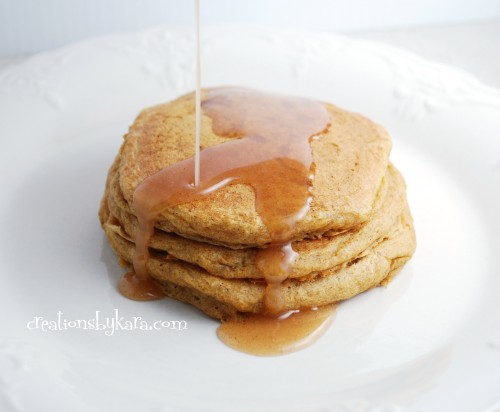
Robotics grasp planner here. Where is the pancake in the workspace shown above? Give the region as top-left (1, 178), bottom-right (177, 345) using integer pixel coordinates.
top-left (101, 197), bottom-right (415, 318)
top-left (115, 90), bottom-right (392, 247)
top-left (101, 163), bottom-right (408, 280)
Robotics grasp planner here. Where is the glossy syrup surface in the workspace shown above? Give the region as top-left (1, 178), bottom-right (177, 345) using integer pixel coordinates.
top-left (124, 87), bottom-right (330, 310)
top-left (217, 305), bottom-right (336, 356)
top-left (121, 86), bottom-right (334, 355)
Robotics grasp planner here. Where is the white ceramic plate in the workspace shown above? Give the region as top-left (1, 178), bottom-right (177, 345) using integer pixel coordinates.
top-left (1, 28), bottom-right (500, 412)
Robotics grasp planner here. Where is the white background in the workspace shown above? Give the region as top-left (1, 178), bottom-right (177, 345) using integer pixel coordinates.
top-left (0, 1), bottom-right (499, 88)
top-left (1, 0), bottom-right (500, 54)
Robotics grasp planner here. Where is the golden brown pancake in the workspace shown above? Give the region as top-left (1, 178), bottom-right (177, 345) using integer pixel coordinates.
top-left (114, 91), bottom-right (392, 247)
top-left (101, 198), bottom-right (415, 318)
top-left (102, 164), bottom-right (408, 280)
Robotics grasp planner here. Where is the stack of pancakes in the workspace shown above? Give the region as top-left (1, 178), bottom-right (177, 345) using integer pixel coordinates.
top-left (99, 90), bottom-right (416, 320)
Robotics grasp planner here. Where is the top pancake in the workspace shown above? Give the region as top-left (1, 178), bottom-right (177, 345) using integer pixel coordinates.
top-left (117, 88), bottom-right (392, 247)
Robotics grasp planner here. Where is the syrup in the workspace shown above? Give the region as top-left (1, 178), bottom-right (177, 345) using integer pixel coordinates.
top-left (118, 0), bottom-right (335, 355)
top-left (123, 87), bottom-right (329, 311)
top-left (217, 305), bottom-right (336, 356)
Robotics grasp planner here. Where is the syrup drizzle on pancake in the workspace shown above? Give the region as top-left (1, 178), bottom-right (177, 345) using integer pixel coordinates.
top-left (117, 0), bottom-right (334, 356)
top-left (120, 87), bottom-right (330, 313)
